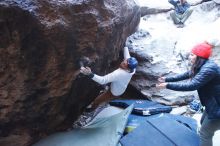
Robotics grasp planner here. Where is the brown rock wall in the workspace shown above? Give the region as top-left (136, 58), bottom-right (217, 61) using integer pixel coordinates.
top-left (0, 0), bottom-right (140, 145)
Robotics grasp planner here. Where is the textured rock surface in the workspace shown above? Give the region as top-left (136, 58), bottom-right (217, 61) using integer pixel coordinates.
top-left (0, 0), bottom-right (140, 145)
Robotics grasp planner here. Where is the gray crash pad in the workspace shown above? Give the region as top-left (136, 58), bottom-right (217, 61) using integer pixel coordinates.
top-left (33, 105), bottom-right (133, 146)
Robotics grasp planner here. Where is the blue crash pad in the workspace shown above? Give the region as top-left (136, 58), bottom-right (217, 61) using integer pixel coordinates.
top-left (120, 115), bottom-right (199, 146)
top-left (126, 113), bottom-right (198, 134)
top-left (109, 99), bottom-right (172, 116)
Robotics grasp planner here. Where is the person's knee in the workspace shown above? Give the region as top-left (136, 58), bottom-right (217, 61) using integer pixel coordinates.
top-left (199, 129), bottom-right (213, 146)
top-left (188, 9), bottom-right (193, 17)
top-left (168, 0), bottom-right (173, 3)
top-left (168, 0), bottom-right (177, 6)
top-left (170, 13), bottom-right (180, 24)
top-left (170, 11), bottom-right (177, 20)
top-left (186, 8), bottom-right (193, 15)
top-left (200, 126), bottom-right (215, 138)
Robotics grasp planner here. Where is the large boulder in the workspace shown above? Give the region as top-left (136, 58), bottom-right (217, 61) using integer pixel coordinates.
top-left (0, 0), bottom-right (140, 145)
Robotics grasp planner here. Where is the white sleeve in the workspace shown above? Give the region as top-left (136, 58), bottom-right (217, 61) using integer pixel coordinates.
top-left (92, 69), bottom-right (121, 85)
top-left (123, 47), bottom-right (131, 59)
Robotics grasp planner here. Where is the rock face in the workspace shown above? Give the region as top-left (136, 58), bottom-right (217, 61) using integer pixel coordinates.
top-left (0, 0), bottom-right (140, 145)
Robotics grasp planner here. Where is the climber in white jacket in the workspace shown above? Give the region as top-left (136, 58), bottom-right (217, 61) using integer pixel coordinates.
top-left (80, 47), bottom-right (138, 109)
